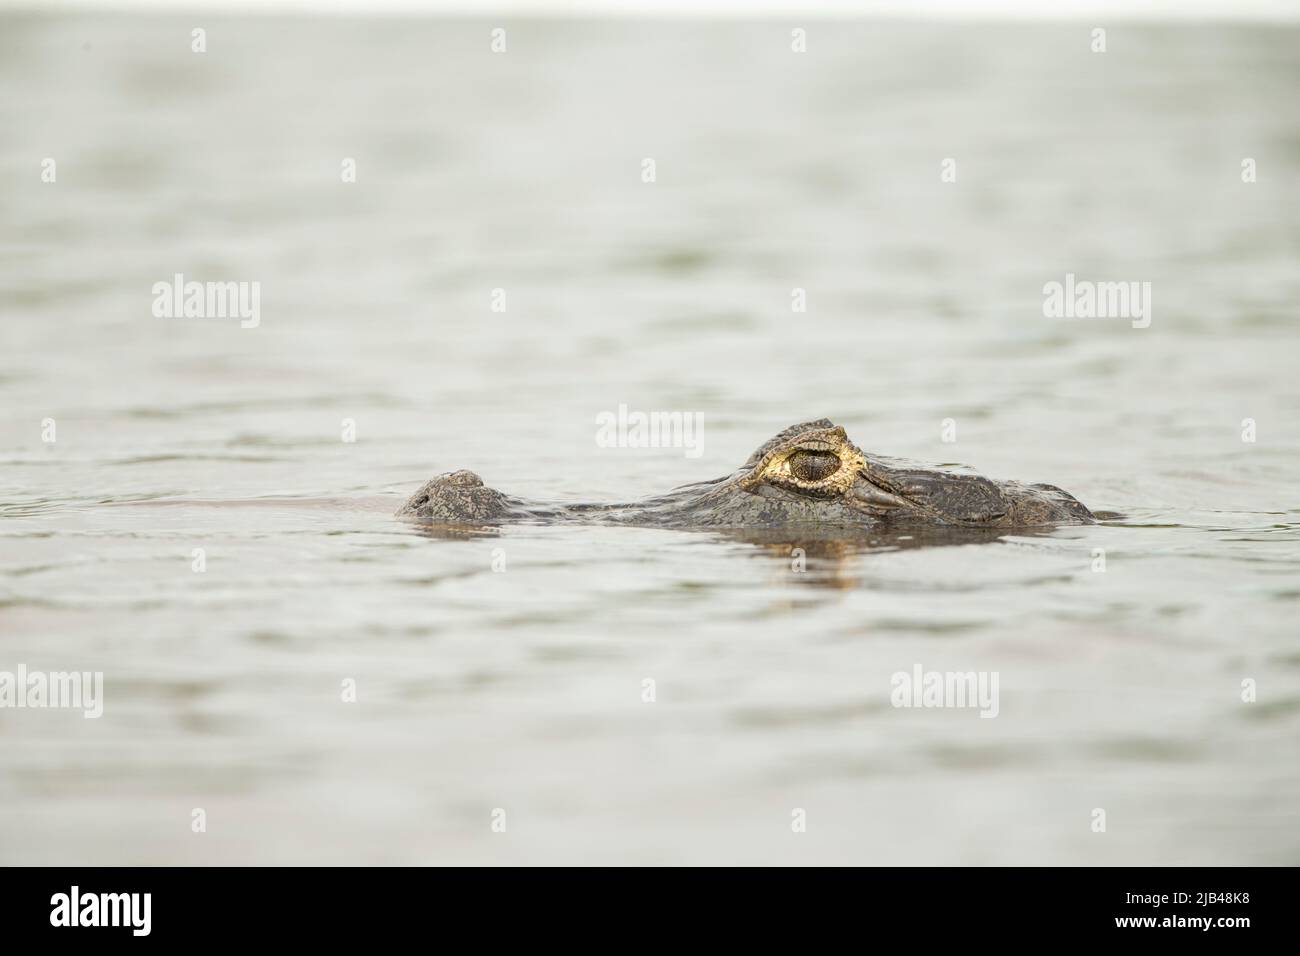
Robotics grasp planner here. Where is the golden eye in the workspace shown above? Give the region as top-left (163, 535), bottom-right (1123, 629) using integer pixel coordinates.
top-left (788, 450), bottom-right (841, 482)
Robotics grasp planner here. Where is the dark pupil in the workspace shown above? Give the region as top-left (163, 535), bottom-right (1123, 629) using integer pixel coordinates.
top-left (789, 450), bottom-right (840, 482)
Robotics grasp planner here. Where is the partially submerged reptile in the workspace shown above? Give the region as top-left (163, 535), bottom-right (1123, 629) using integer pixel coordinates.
top-left (397, 419), bottom-right (1094, 529)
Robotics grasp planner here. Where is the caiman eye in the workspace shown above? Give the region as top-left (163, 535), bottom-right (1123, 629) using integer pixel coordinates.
top-left (788, 450), bottom-right (841, 482)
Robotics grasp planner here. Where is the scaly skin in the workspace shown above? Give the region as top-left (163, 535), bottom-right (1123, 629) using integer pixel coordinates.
top-left (396, 419), bottom-right (1095, 529)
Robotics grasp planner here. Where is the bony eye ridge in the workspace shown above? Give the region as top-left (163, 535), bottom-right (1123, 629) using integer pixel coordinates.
top-left (788, 450), bottom-right (841, 482)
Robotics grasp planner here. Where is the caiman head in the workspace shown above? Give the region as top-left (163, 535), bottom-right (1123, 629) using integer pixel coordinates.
top-left (639, 419), bottom-right (1094, 528)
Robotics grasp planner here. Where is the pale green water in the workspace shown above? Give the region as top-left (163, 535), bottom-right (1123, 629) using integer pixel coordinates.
top-left (1, 15), bottom-right (1298, 864)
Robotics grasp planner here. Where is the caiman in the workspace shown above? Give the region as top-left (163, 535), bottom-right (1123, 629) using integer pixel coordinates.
top-left (397, 419), bottom-right (1094, 529)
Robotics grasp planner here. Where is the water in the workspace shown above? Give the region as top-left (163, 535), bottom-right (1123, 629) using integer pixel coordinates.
top-left (1, 14), bottom-right (1298, 865)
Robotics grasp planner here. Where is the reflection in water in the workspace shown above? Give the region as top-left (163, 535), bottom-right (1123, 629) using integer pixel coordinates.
top-left (396, 518), bottom-right (1048, 587)
top-left (714, 526), bottom-right (1053, 589)
top-left (403, 521), bottom-right (504, 542)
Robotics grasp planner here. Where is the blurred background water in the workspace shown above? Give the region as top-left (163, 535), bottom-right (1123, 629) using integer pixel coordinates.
top-left (1, 13), bottom-right (1298, 864)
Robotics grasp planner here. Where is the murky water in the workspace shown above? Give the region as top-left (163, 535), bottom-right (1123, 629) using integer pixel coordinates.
top-left (2, 15), bottom-right (1298, 864)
